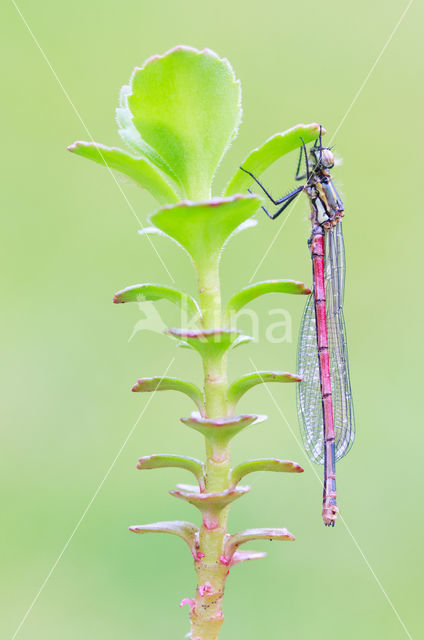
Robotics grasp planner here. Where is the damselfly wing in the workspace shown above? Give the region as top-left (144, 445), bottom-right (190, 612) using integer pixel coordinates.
top-left (297, 222), bottom-right (355, 464)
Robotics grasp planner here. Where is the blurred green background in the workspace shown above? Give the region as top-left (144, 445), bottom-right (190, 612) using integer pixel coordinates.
top-left (1, 0), bottom-right (422, 638)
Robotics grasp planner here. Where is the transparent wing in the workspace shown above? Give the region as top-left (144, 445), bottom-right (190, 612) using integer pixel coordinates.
top-left (296, 295), bottom-right (324, 462)
top-left (326, 222), bottom-right (355, 460)
top-left (297, 222), bottom-right (355, 465)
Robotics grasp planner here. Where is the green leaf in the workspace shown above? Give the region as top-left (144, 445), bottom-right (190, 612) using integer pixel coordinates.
top-left (137, 226), bottom-right (188, 256)
top-left (116, 84), bottom-right (146, 153)
top-left (223, 528), bottom-right (295, 561)
top-left (175, 340), bottom-right (195, 351)
top-left (67, 142), bottom-right (179, 205)
top-left (226, 279), bottom-right (311, 317)
top-left (227, 371), bottom-right (301, 410)
top-left (129, 520), bottom-right (199, 554)
top-left (230, 335), bottom-right (255, 350)
top-left (132, 377), bottom-right (204, 414)
top-left (116, 85), bottom-right (180, 186)
top-left (113, 283), bottom-right (201, 322)
top-left (230, 550), bottom-right (267, 565)
top-left (150, 195), bottom-right (261, 270)
top-left (170, 486), bottom-right (249, 529)
top-left (228, 217), bottom-right (258, 237)
top-left (167, 328), bottom-right (240, 360)
top-left (137, 454), bottom-right (205, 489)
top-left (127, 46), bottom-right (242, 200)
top-left (230, 458), bottom-right (304, 487)
top-left (181, 413), bottom-right (267, 451)
top-left (224, 123), bottom-right (324, 196)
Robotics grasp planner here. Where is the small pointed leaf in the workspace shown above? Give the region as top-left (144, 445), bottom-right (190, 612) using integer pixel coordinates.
top-left (224, 528), bottom-right (295, 560)
top-left (167, 328), bottom-right (240, 360)
top-left (224, 123), bottom-right (324, 196)
top-left (226, 279), bottom-right (311, 317)
top-left (137, 454), bottom-right (205, 489)
top-left (175, 483), bottom-right (200, 492)
top-left (132, 377), bottom-right (204, 414)
top-left (150, 195), bottom-right (261, 270)
top-left (231, 550), bottom-right (267, 565)
top-left (176, 340), bottom-right (195, 351)
top-left (181, 413), bottom-right (267, 451)
top-left (230, 334), bottom-right (255, 350)
top-left (113, 283), bottom-right (200, 322)
top-left (127, 46), bottom-right (242, 200)
top-left (227, 371), bottom-right (301, 410)
top-left (170, 486), bottom-right (249, 529)
top-left (67, 142), bottom-right (179, 205)
top-left (129, 520), bottom-right (199, 553)
top-left (230, 458), bottom-right (304, 487)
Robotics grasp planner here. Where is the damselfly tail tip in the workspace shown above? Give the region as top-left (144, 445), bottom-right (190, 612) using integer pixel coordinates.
top-left (322, 502), bottom-right (339, 527)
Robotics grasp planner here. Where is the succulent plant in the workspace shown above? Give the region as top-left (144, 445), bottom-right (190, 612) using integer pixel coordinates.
top-left (69, 45), bottom-right (322, 640)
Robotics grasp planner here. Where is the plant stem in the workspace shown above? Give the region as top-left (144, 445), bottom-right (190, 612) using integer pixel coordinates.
top-left (189, 260), bottom-right (231, 640)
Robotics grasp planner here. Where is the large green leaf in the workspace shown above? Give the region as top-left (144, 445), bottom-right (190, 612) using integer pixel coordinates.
top-left (67, 142), bottom-right (179, 205)
top-left (150, 195), bottom-right (261, 270)
top-left (224, 123), bottom-right (324, 196)
top-left (116, 85), bottom-right (179, 186)
top-left (127, 46), bottom-right (242, 200)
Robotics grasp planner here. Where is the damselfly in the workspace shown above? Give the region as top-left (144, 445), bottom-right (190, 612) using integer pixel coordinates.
top-left (241, 128), bottom-right (355, 526)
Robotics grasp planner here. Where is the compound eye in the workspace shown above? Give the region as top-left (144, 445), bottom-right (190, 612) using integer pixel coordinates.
top-left (321, 148), bottom-right (335, 168)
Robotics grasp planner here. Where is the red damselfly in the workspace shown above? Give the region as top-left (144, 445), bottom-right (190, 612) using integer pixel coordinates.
top-left (241, 128), bottom-right (355, 526)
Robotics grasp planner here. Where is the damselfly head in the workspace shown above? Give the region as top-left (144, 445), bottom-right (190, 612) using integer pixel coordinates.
top-left (311, 146), bottom-right (334, 169)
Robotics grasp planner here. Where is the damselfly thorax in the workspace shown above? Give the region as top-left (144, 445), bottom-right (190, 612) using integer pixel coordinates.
top-left (305, 149), bottom-right (344, 230)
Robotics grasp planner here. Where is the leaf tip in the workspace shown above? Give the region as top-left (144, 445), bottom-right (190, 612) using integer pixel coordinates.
top-left (67, 140), bottom-right (91, 152)
top-left (311, 122), bottom-right (327, 136)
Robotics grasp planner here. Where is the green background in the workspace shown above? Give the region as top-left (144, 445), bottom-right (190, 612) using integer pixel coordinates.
top-left (1, 1), bottom-right (422, 638)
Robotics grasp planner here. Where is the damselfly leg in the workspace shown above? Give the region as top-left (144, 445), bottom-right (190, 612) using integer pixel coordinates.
top-left (295, 147), bottom-right (307, 181)
top-left (240, 167), bottom-right (303, 219)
